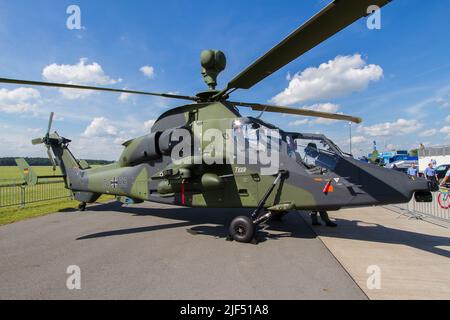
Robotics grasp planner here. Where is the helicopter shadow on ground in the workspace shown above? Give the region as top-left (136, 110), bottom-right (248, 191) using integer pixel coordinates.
top-left (317, 218), bottom-right (450, 259)
top-left (77, 201), bottom-right (315, 244)
top-left (77, 202), bottom-right (450, 257)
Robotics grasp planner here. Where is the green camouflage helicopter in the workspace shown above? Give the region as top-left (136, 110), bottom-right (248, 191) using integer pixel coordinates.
top-left (1, 0), bottom-right (433, 243)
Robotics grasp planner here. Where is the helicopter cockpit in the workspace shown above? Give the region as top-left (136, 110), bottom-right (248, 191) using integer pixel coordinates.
top-left (286, 133), bottom-right (345, 174)
top-left (231, 117), bottom-right (348, 175)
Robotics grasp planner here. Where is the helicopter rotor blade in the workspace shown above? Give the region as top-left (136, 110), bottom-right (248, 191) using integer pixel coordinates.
top-left (217, 0), bottom-right (392, 98)
top-left (47, 147), bottom-right (57, 172)
top-left (229, 101), bottom-right (362, 124)
top-left (32, 138), bottom-right (44, 145)
top-left (47, 112), bottom-right (54, 136)
top-left (0, 78), bottom-right (199, 102)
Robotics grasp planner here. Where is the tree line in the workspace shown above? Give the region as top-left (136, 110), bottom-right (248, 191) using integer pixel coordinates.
top-left (0, 157), bottom-right (114, 166)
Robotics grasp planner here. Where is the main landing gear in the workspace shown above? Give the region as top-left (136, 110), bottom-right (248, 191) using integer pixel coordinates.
top-left (228, 171), bottom-right (288, 244)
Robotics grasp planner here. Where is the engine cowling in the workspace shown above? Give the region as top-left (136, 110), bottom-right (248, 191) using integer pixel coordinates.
top-left (119, 128), bottom-right (184, 167)
top-left (119, 132), bottom-right (162, 166)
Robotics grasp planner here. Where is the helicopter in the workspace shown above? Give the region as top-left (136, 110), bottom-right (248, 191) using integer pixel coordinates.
top-left (0, 0), bottom-right (433, 243)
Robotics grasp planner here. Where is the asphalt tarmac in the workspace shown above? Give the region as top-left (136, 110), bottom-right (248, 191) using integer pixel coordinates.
top-left (0, 201), bottom-right (366, 300)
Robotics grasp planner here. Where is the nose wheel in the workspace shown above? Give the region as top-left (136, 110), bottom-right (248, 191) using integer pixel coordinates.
top-left (229, 216), bottom-right (255, 243)
top-left (229, 170), bottom-right (288, 244)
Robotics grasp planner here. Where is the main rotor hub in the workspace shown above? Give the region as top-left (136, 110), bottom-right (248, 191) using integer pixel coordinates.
top-left (201, 50), bottom-right (226, 90)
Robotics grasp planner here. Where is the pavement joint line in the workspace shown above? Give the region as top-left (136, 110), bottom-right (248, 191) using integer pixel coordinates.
top-left (297, 211), bottom-right (370, 301)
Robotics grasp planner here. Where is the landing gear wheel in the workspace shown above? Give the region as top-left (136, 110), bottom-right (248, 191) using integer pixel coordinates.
top-left (78, 202), bottom-right (87, 212)
top-left (229, 216), bottom-right (255, 243)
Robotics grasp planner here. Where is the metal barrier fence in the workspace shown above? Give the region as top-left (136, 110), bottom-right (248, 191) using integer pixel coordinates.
top-left (392, 192), bottom-right (450, 222)
top-left (0, 180), bottom-right (73, 209)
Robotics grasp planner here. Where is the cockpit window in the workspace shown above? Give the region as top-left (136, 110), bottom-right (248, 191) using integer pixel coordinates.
top-left (288, 135), bottom-right (340, 173)
top-left (233, 118), bottom-right (281, 153)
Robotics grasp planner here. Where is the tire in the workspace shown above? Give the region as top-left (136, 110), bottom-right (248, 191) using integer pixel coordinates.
top-left (229, 216), bottom-right (255, 243)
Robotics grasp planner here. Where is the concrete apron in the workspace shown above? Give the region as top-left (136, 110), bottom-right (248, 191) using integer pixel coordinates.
top-left (301, 206), bottom-right (450, 300)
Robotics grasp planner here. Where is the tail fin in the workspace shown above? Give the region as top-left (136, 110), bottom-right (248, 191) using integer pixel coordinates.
top-left (15, 158), bottom-right (38, 185)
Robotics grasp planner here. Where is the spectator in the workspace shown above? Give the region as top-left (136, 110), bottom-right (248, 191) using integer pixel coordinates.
top-left (311, 211), bottom-right (337, 227)
top-left (407, 164), bottom-right (418, 178)
top-left (424, 163), bottom-right (439, 190)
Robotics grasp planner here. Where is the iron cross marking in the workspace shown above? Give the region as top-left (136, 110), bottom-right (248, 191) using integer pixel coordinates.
top-left (110, 177), bottom-right (119, 188)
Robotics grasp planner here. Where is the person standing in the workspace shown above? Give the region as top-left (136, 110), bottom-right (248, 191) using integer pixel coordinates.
top-left (424, 163), bottom-right (439, 190)
top-left (311, 211), bottom-right (337, 227)
top-left (407, 164), bottom-right (418, 178)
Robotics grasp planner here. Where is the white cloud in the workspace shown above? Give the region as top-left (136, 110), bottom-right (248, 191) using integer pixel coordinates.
top-left (74, 117), bottom-right (159, 159)
top-left (42, 58), bottom-right (121, 99)
top-left (446, 115), bottom-right (450, 122)
top-left (288, 103), bottom-right (342, 126)
top-left (27, 128), bottom-right (42, 134)
top-left (143, 120), bottom-right (156, 131)
top-left (0, 87), bottom-right (41, 113)
top-left (440, 126), bottom-right (450, 138)
top-left (119, 92), bottom-right (131, 102)
top-left (288, 119), bottom-right (309, 127)
top-left (271, 54), bottom-right (383, 105)
top-left (407, 85), bottom-right (450, 114)
top-left (82, 117), bottom-right (118, 138)
top-left (358, 119), bottom-right (423, 137)
top-left (386, 144), bottom-right (397, 150)
top-left (419, 129), bottom-right (438, 137)
top-left (351, 136), bottom-right (367, 144)
top-left (82, 117), bottom-right (156, 139)
top-left (140, 65), bottom-right (155, 79)
top-left (437, 97), bottom-right (450, 108)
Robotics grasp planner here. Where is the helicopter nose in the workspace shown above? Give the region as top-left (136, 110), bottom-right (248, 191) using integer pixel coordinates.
top-left (408, 178), bottom-right (433, 202)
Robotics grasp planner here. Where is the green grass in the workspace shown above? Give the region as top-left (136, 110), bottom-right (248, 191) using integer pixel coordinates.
top-left (0, 195), bottom-right (115, 226)
top-left (0, 166), bottom-right (114, 226)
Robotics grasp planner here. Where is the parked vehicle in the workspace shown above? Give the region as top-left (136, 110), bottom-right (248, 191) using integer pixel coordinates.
top-left (436, 164), bottom-right (450, 182)
top-left (385, 160), bottom-right (419, 174)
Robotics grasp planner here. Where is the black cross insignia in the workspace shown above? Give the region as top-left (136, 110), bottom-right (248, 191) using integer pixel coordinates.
top-left (110, 177), bottom-right (119, 188)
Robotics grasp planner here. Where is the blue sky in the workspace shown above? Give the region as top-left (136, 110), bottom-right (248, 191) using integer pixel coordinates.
top-left (0, 0), bottom-right (449, 160)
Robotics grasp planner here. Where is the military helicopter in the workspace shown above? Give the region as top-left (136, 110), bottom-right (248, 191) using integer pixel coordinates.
top-left (0, 0), bottom-right (433, 243)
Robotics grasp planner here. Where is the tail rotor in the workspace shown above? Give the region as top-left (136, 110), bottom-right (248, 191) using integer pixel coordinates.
top-left (31, 112), bottom-right (57, 173)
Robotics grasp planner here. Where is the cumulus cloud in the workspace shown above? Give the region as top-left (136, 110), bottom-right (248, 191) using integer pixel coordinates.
top-left (140, 65), bottom-right (155, 79)
top-left (42, 58), bottom-right (121, 99)
top-left (82, 117), bottom-right (156, 138)
top-left (27, 128), bottom-right (42, 134)
top-left (0, 87), bottom-right (41, 113)
top-left (76, 116), bottom-right (159, 159)
top-left (351, 136), bottom-right (367, 144)
top-left (143, 120), bottom-right (156, 131)
top-left (288, 119), bottom-right (309, 127)
top-left (288, 103), bottom-right (342, 126)
top-left (271, 54), bottom-right (383, 106)
top-left (119, 92), bottom-right (131, 102)
top-left (358, 119), bottom-right (423, 137)
top-left (441, 126), bottom-right (450, 138)
top-left (82, 117), bottom-right (118, 138)
top-left (419, 129), bottom-right (438, 137)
